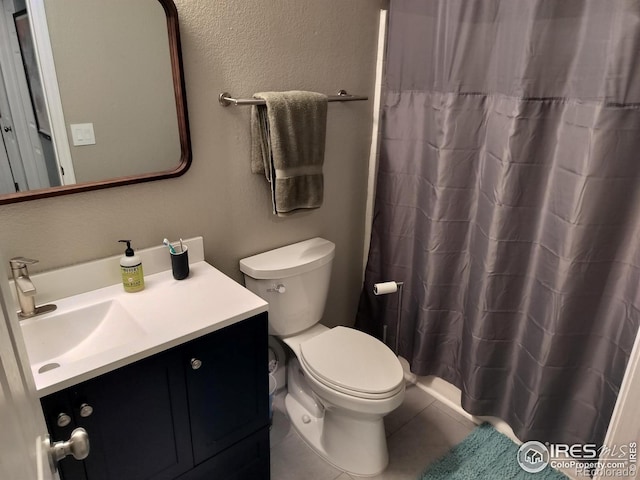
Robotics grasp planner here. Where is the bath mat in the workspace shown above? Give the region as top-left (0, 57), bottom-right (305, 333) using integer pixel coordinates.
top-left (419, 423), bottom-right (567, 479)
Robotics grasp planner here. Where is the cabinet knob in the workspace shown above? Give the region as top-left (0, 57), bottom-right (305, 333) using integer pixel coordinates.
top-left (190, 358), bottom-right (202, 370)
top-left (79, 403), bottom-right (94, 418)
top-left (57, 412), bottom-right (72, 427)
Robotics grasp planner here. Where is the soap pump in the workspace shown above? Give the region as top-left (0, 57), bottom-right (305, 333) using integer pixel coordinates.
top-left (118, 240), bottom-right (144, 293)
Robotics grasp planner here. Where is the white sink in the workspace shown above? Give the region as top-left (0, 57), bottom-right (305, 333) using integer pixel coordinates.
top-left (18, 255), bottom-right (268, 397)
top-left (21, 299), bottom-right (146, 372)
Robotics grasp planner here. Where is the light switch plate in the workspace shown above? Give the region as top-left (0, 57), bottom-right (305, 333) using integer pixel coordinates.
top-left (70, 123), bottom-right (96, 146)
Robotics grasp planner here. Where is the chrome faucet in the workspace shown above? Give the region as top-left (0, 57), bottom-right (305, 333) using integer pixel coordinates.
top-left (10, 257), bottom-right (56, 319)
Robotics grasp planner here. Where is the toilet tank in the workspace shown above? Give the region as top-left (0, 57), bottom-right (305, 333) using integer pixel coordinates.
top-left (239, 238), bottom-right (335, 336)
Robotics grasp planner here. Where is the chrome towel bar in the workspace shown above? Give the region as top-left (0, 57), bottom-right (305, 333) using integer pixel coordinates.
top-left (218, 89), bottom-right (368, 107)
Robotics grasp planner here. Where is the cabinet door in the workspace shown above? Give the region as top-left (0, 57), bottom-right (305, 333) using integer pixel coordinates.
top-left (176, 427), bottom-right (270, 480)
top-left (69, 349), bottom-right (192, 480)
top-left (185, 313), bottom-right (269, 465)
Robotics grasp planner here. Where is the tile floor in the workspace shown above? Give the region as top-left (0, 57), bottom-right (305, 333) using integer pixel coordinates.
top-left (269, 383), bottom-right (478, 480)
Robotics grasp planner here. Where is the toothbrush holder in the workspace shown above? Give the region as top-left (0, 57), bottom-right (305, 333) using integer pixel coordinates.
top-left (170, 245), bottom-right (189, 280)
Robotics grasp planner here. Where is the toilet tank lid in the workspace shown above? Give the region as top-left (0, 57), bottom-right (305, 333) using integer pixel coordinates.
top-left (239, 237), bottom-right (336, 279)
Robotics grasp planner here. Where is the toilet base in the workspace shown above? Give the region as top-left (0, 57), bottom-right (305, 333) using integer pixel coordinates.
top-left (285, 393), bottom-right (389, 477)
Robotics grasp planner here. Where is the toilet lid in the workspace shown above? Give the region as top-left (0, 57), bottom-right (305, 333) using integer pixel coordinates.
top-left (299, 326), bottom-right (404, 396)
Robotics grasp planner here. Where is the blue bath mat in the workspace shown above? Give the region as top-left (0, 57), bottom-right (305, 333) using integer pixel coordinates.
top-left (419, 423), bottom-right (567, 479)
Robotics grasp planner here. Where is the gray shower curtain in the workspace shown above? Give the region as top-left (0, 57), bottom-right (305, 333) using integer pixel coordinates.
top-left (357, 0), bottom-right (640, 446)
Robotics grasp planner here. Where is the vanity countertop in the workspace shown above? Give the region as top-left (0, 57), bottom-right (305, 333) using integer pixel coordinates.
top-left (25, 260), bottom-right (268, 397)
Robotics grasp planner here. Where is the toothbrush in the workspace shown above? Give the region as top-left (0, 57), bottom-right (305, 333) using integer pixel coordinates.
top-left (179, 238), bottom-right (184, 253)
top-left (163, 238), bottom-right (177, 254)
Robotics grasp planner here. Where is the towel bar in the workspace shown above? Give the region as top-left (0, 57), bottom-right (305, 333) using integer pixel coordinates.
top-left (218, 90), bottom-right (368, 107)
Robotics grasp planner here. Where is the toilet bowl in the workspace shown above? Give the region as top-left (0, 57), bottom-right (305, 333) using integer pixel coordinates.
top-left (240, 238), bottom-right (405, 476)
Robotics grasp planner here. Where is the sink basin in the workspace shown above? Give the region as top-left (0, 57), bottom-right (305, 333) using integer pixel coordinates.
top-left (21, 299), bottom-right (146, 369)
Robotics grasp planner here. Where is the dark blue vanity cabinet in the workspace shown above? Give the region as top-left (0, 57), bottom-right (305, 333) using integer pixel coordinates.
top-left (40, 313), bottom-right (270, 480)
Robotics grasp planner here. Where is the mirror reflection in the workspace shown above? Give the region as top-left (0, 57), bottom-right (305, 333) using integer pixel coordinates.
top-left (0, 0), bottom-right (185, 199)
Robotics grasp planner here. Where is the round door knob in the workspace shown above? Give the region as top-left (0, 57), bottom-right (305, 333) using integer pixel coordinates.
top-left (190, 358), bottom-right (202, 370)
top-left (57, 412), bottom-right (72, 428)
top-left (50, 427), bottom-right (90, 463)
top-left (67, 428), bottom-right (90, 460)
top-left (79, 403), bottom-right (93, 418)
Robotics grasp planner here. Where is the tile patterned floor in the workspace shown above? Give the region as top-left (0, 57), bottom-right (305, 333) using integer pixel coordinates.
top-left (270, 383), bottom-right (478, 480)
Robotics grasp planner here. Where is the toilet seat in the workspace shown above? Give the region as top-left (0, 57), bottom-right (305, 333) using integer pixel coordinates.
top-left (299, 327), bottom-right (404, 400)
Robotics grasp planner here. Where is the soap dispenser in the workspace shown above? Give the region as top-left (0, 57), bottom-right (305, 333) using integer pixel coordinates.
top-left (118, 240), bottom-right (144, 292)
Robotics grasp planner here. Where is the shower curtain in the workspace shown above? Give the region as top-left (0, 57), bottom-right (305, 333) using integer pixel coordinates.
top-left (357, 0), bottom-right (640, 447)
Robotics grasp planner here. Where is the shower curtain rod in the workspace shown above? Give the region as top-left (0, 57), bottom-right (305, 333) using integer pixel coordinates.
top-left (218, 90), bottom-right (368, 107)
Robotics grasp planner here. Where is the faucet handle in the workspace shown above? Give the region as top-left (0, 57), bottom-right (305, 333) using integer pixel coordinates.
top-left (9, 257), bottom-right (38, 269)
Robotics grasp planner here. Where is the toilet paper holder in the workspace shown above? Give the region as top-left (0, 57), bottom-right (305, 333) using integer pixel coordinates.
top-left (373, 281), bottom-right (404, 355)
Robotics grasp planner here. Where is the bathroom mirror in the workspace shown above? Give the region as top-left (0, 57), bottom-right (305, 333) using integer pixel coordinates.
top-left (0, 0), bottom-right (190, 204)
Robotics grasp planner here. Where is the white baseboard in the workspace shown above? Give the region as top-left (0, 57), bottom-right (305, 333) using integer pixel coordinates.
top-left (398, 356), bottom-right (521, 444)
top-left (399, 357), bottom-right (578, 479)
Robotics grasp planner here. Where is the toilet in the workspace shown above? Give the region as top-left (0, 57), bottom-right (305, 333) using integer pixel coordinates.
top-left (240, 237), bottom-right (405, 476)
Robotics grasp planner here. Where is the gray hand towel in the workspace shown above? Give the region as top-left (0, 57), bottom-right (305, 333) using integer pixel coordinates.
top-left (250, 91), bottom-right (328, 216)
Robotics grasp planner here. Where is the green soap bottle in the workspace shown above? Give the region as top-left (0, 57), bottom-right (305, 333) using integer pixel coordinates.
top-left (118, 240), bottom-right (144, 293)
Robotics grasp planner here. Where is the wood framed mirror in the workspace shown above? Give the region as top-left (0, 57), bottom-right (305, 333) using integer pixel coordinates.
top-left (0, 0), bottom-right (190, 204)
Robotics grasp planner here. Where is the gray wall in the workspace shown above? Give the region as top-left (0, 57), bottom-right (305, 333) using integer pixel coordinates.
top-left (0, 0), bottom-right (382, 328)
top-left (45, 0), bottom-right (180, 183)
